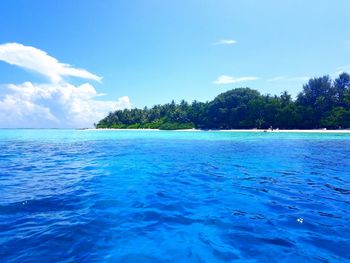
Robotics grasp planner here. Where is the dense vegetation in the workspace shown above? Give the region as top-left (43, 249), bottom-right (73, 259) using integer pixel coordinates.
top-left (97, 73), bottom-right (350, 130)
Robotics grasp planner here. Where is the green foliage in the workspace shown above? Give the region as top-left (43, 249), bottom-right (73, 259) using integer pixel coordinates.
top-left (96, 73), bottom-right (350, 130)
top-left (320, 107), bottom-right (350, 129)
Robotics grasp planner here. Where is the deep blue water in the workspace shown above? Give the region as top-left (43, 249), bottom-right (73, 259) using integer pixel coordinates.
top-left (0, 129), bottom-right (350, 262)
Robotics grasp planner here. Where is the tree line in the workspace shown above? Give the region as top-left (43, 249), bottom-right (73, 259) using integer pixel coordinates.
top-left (96, 73), bottom-right (350, 130)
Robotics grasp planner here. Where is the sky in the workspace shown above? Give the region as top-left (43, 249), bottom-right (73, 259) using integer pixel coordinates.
top-left (0, 0), bottom-right (349, 128)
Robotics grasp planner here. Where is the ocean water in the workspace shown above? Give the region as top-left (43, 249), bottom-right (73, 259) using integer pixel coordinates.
top-left (0, 129), bottom-right (349, 262)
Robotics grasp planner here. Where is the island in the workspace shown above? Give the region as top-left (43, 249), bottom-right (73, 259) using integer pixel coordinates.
top-left (96, 73), bottom-right (350, 130)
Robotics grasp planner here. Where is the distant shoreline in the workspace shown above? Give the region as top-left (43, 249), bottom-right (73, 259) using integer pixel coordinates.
top-left (87, 128), bottom-right (350, 133)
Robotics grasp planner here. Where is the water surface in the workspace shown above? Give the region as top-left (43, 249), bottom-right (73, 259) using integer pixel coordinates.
top-left (0, 129), bottom-right (349, 262)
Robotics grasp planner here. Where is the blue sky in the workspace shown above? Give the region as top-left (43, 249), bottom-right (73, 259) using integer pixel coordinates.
top-left (0, 0), bottom-right (349, 127)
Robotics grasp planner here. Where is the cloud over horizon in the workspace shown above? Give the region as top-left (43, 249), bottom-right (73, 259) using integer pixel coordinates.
top-left (333, 65), bottom-right (350, 77)
top-left (0, 43), bottom-right (130, 128)
top-left (267, 76), bottom-right (310, 82)
top-left (213, 75), bottom-right (258, 85)
top-left (213, 39), bottom-right (237, 45)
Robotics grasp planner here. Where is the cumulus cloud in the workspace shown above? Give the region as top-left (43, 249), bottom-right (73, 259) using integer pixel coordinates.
top-left (0, 82), bottom-right (131, 128)
top-left (213, 75), bottom-right (258, 85)
top-left (0, 43), bottom-right (102, 83)
top-left (213, 39), bottom-right (237, 45)
top-left (0, 43), bottom-right (131, 128)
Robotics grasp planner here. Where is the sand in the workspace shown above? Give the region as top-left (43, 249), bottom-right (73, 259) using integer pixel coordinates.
top-left (87, 128), bottom-right (350, 133)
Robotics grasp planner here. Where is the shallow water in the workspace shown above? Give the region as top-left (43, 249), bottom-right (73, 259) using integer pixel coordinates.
top-left (0, 129), bottom-right (349, 262)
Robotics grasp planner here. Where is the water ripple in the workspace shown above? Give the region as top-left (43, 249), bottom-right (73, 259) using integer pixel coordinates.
top-left (0, 131), bottom-right (350, 262)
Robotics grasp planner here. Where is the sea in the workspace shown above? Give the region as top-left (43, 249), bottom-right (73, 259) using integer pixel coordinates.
top-left (0, 129), bottom-right (349, 262)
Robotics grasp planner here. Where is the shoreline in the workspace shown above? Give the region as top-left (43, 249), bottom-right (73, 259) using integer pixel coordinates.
top-left (87, 128), bottom-right (350, 134)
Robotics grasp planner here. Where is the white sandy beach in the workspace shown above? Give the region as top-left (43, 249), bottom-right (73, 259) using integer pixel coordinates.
top-left (213, 129), bottom-right (350, 133)
top-left (87, 128), bottom-right (350, 133)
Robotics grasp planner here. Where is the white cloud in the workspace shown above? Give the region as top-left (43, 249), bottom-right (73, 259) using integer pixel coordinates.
top-left (213, 75), bottom-right (258, 85)
top-left (333, 65), bottom-right (350, 77)
top-left (0, 82), bottom-right (131, 128)
top-left (0, 43), bottom-right (131, 128)
top-left (267, 76), bottom-right (310, 82)
top-left (213, 39), bottom-right (237, 45)
top-left (0, 43), bottom-right (101, 83)
top-left (336, 65), bottom-right (350, 71)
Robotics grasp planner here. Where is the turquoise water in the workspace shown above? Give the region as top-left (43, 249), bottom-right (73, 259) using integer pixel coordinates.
top-left (0, 129), bottom-right (349, 262)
